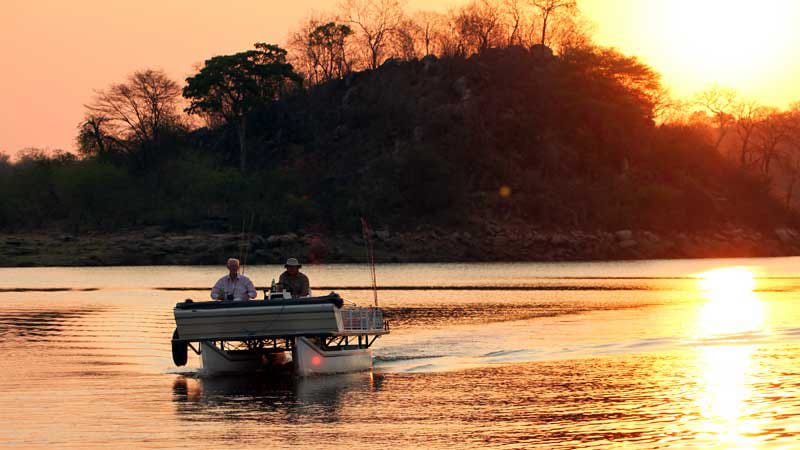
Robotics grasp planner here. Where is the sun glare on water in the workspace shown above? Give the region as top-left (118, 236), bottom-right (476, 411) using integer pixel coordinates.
top-left (691, 267), bottom-right (768, 445)
top-left (695, 267), bottom-right (765, 337)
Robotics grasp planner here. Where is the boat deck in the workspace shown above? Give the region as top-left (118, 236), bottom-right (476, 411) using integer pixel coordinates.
top-left (172, 293), bottom-right (388, 342)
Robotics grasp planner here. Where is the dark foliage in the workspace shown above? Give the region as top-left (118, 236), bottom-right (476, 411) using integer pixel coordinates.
top-left (1, 47), bottom-right (793, 235)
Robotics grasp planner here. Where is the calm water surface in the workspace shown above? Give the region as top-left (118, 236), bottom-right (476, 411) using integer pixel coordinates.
top-left (1, 259), bottom-right (800, 448)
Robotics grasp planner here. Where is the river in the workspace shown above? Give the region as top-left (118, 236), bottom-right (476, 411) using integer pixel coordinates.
top-left (1, 259), bottom-right (799, 448)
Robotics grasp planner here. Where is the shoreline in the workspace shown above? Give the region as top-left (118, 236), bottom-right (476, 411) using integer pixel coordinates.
top-left (2, 225), bottom-right (799, 267)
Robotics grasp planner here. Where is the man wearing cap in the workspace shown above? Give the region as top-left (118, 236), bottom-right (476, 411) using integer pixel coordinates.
top-left (211, 258), bottom-right (257, 301)
top-left (276, 258), bottom-right (310, 298)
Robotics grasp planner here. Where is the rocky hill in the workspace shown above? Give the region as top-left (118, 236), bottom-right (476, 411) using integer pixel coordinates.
top-left (2, 46), bottom-right (798, 266)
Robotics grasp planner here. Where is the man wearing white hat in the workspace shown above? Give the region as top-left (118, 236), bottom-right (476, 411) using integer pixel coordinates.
top-left (276, 257), bottom-right (310, 298)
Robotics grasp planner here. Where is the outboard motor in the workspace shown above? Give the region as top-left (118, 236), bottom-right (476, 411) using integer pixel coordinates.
top-left (171, 328), bottom-right (187, 366)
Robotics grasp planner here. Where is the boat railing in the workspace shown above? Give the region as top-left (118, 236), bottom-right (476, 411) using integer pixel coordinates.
top-left (340, 307), bottom-right (386, 333)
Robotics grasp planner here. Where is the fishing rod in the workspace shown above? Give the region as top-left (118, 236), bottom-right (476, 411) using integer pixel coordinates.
top-left (238, 210), bottom-right (256, 275)
top-left (360, 217), bottom-right (378, 307)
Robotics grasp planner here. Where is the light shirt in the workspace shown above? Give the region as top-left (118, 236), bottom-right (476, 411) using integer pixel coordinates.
top-left (211, 274), bottom-right (257, 301)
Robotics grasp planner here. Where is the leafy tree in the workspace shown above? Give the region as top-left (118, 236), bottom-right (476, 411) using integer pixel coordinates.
top-left (307, 22), bottom-right (353, 84)
top-left (77, 114), bottom-right (118, 158)
top-left (0, 152), bottom-right (10, 172)
top-left (183, 43), bottom-right (302, 172)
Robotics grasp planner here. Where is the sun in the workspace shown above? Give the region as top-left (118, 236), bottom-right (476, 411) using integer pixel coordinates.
top-left (585, 0), bottom-right (800, 106)
top-left (661, 0), bottom-right (797, 90)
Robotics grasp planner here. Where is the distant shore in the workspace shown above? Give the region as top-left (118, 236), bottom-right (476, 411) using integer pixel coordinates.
top-left (2, 224), bottom-right (799, 267)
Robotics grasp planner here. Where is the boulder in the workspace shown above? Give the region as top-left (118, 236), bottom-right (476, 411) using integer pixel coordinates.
top-left (619, 239), bottom-right (638, 249)
top-left (342, 87), bottom-right (359, 109)
top-left (380, 57), bottom-right (402, 69)
top-left (530, 44), bottom-right (554, 61)
top-left (642, 231), bottom-right (659, 242)
top-left (266, 233), bottom-right (298, 247)
top-left (615, 230), bottom-right (633, 241)
top-left (774, 228), bottom-right (797, 244)
top-left (413, 126), bottom-right (424, 143)
top-left (422, 54), bottom-right (438, 74)
top-left (453, 76), bottom-right (471, 101)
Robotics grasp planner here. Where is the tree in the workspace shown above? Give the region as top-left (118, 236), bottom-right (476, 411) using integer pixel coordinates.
top-left (411, 11), bottom-right (447, 56)
top-left (696, 85), bottom-right (738, 152)
top-left (548, 12), bottom-right (593, 52)
top-left (0, 152), bottom-right (10, 173)
top-left (393, 18), bottom-right (422, 60)
top-left (732, 99), bottom-right (764, 168)
top-left (183, 43), bottom-right (302, 172)
top-left (780, 106), bottom-right (800, 206)
top-left (503, 0), bottom-right (536, 47)
top-left (563, 48), bottom-right (663, 120)
top-left (452, 0), bottom-right (504, 55)
top-left (341, 0), bottom-right (406, 69)
top-left (752, 108), bottom-right (787, 176)
top-left (83, 69), bottom-right (183, 163)
top-left (77, 114), bottom-right (115, 158)
top-left (530, 0), bottom-right (576, 46)
top-left (290, 20), bottom-right (353, 85)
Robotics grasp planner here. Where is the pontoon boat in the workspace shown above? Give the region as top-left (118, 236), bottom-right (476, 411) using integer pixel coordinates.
top-left (171, 292), bottom-right (389, 376)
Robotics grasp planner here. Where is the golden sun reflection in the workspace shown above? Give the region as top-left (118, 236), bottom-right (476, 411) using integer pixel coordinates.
top-left (696, 267), bottom-right (765, 338)
top-left (691, 267), bottom-right (768, 446)
top-left (695, 345), bottom-right (759, 446)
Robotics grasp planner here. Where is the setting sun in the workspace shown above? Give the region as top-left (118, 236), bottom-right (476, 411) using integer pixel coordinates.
top-left (584, 0), bottom-right (800, 105)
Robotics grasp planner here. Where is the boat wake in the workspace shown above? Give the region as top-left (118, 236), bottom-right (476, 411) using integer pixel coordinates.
top-left (373, 317), bottom-right (800, 374)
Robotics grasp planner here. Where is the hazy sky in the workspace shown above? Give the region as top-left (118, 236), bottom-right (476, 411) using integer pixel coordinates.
top-left (3, 0), bottom-right (800, 155)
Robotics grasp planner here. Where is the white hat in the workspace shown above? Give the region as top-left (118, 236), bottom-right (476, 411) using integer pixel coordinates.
top-left (285, 257), bottom-right (301, 267)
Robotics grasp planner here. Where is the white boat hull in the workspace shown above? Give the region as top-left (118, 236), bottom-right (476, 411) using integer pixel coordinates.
top-left (198, 338), bottom-right (372, 377)
top-left (200, 342), bottom-right (287, 375)
top-left (294, 337), bottom-right (373, 376)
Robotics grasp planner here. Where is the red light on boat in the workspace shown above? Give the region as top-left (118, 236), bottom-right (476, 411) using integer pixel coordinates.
top-left (312, 355), bottom-right (322, 366)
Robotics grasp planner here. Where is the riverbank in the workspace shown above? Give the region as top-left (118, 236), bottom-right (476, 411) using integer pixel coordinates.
top-left (2, 225), bottom-right (799, 266)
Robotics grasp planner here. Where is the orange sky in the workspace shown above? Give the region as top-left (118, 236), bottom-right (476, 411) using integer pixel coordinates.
top-left (2, 0), bottom-right (800, 154)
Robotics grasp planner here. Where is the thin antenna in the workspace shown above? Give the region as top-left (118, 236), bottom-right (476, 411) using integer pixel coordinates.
top-left (242, 211), bottom-right (256, 275)
top-left (239, 211), bottom-right (256, 275)
top-left (360, 217), bottom-right (378, 307)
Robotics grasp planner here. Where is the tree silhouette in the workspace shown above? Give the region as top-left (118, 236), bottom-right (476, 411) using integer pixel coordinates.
top-left (531, 0), bottom-right (576, 46)
top-left (83, 69), bottom-right (182, 163)
top-left (696, 86), bottom-right (738, 152)
top-left (291, 21), bottom-right (353, 85)
top-left (184, 43), bottom-right (301, 172)
top-left (342, 0), bottom-right (406, 69)
top-left (453, 0), bottom-right (504, 54)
